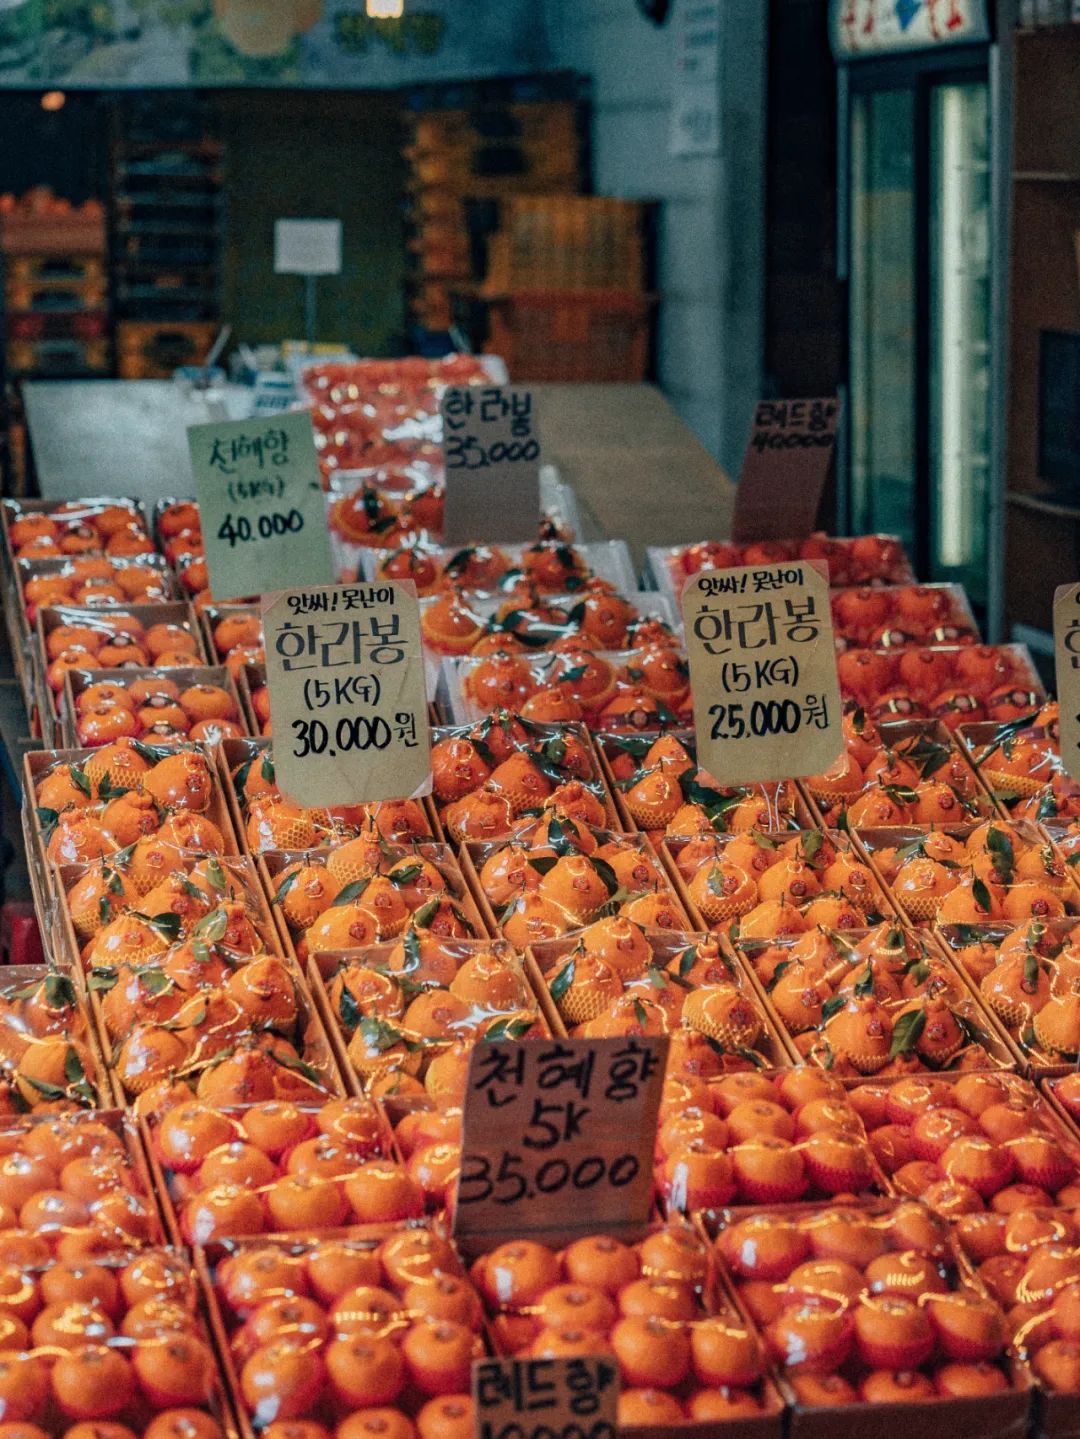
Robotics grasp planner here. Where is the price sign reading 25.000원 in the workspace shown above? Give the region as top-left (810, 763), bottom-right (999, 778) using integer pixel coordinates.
top-left (262, 580), bottom-right (431, 809)
top-left (188, 410), bottom-right (334, 601)
top-left (682, 561), bottom-right (843, 786)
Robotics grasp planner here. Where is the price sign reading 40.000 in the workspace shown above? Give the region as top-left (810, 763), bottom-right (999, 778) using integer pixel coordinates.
top-left (453, 1035), bottom-right (668, 1242)
top-left (188, 410), bottom-right (334, 601)
top-left (472, 1356), bottom-right (618, 1439)
top-left (262, 580), bottom-right (431, 809)
top-left (683, 561), bottom-right (843, 785)
top-left (1054, 583), bottom-right (1080, 784)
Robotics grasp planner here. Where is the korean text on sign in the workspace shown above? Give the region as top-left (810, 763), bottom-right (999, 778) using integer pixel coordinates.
top-left (440, 384), bottom-right (542, 545)
top-left (683, 562), bottom-right (843, 785)
top-left (1054, 583), bottom-right (1080, 784)
top-left (263, 580), bottom-right (431, 808)
top-left (187, 410), bottom-right (334, 600)
top-left (454, 1035), bottom-right (668, 1240)
top-left (473, 1356), bottom-right (618, 1439)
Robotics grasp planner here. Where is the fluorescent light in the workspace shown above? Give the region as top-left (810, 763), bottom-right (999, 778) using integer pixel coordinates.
top-left (367, 0), bottom-right (404, 15)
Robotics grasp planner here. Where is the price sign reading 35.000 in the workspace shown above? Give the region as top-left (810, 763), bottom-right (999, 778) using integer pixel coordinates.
top-left (262, 580), bottom-right (431, 809)
top-left (440, 383), bottom-right (542, 546)
top-left (683, 561), bottom-right (843, 785)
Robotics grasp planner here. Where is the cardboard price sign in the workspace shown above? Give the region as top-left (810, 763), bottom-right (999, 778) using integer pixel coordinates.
top-left (1054, 583), bottom-right (1080, 783)
top-left (188, 411), bottom-right (334, 601)
top-left (453, 1035), bottom-right (667, 1242)
top-left (473, 1355), bottom-right (618, 1439)
top-left (262, 579), bottom-right (431, 808)
top-left (683, 561), bottom-right (843, 785)
top-left (441, 384), bottom-right (541, 546)
top-left (731, 396), bottom-right (841, 543)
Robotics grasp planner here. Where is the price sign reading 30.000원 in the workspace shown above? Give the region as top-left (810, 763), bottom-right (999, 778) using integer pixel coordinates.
top-left (683, 561), bottom-right (843, 785)
top-left (263, 580), bottom-right (431, 809)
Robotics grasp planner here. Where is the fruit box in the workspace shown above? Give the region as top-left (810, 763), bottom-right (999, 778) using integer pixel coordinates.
top-left (437, 644), bottom-right (693, 731)
top-left (429, 714), bottom-right (621, 838)
top-left (958, 719), bottom-right (1074, 824)
top-left (199, 602), bottom-right (262, 664)
top-left (51, 849), bottom-right (284, 976)
top-left (660, 829), bottom-right (900, 939)
top-left (36, 599), bottom-right (207, 746)
top-left (361, 535), bottom-right (638, 598)
top-left (836, 642), bottom-right (1045, 722)
top-left (306, 940), bottom-right (549, 1102)
top-left (459, 827), bottom-right (694, 945)
top-left (0, 964), bottom-right (110, 1113)
top-left (219, 736), bottom-right (442, 854)
top-left (61, 663), bottom-right (249, 750)
top-left (712, 1196), bottom-right (1031, 1439)
top-left (830, 581), bottom-right (980, 650)
top-left (140, 1095), bottom-right (399, 1249)
top-left (15, 551), bottom-right (177, 636)
top-left (258, 841), bottom-right (491, 967)
top-left (0, 495), bottom-right (150, 578)
top-left (458, 1217), bottom-right (786, 1439)
top-left (3, 1244), bottom-right (241, 1439)
top-left (594, 727), bottom-right (808, 840)
top-left (799, 716), bottom-right (998, 833)
top-left (23, 740), bottom-right (245, 901)
top-left (0, 1104), bottom-right (165, 1250)
top-left (725, 923), bottom-right (1022, 1076)
top-left (526, 928), bottom-right (799, 1070)
top-left (935, 919), bottom-right (1080, 1077)
top-left (86, 945), bottom-right (344, 1111)
top-left (196, 1223), bottom-right (486, 1439)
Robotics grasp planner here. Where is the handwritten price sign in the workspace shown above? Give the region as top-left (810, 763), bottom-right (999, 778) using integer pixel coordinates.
top-left (263, 580), bottom-right (431, 808)
top-left (440, 384), bottom-right (542, 546)
top-left (473, 1356), bottom-right (618, 1439)
top-left (1055, 583), bottom-right (1080, 784)
top-left (683, 561), bottom-right (843, 785)
top-left (188, 410), bottom-right (334, 601)
top-left (453, 1035), bottom-right (667, 1242)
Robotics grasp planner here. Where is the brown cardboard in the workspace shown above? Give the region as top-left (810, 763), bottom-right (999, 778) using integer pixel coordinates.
top-left (731, 397), bottom-right (840, 543)
top-left (61, 663), bottom-right (248, 749)
top-left (237, 661), bottom-right (267, 736)
top-left (441, 383), bottom-right (542, 545)
top-left (472, 1354), bottom-right (619, 1438)
top-left (683, 562), bottom-right (844, 786)
top-left (0, 495), bottom-right (150, 579)
top-left (261, 580), bottom-right (432, 808)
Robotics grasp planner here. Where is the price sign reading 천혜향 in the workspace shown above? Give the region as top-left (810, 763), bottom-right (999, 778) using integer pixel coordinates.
top-left (262, 580), bottom-right (431, 808)
top-left (472, 1355), bottom-right (618, 1439)
top-left (683, 562), bottom-right (843, 785)
top-left (1054, 583), bottom-right (1080, 783)
top-left (188, 411), bottom-right (334, 601)
top-left (452, 1035), bottom-right (668, 1243)
top-left (731, 396), bottom-right (841, 543)
top-left (440, 384), bottom-right (542, 546)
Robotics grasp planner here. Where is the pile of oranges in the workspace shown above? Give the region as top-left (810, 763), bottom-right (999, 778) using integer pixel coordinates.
top-left (0, 970), bottom-right (103, 1114)
top-left (656, 533), bottom-right (914, 596)
top-left (831, 582), bottom-right (979, 649)
top-left (374, 538), bottom-right (619, 598)
top-left (208, 1228), bottom-right (484, 1438)
top-left (836, 643), bottom-right (1043, 725)
top-left (145, 1096), bottom-right (427, 1245)
top-left (849, 1071), bottom-right (1080, 1219)
top-left (719, 1199), bottom-right (1014, 1404)
top-left (471, 1223), bottom-right (778, 1427)
top-left (0, 1246), bottom-right (230, 1435)
top-left (656, 1067), bottom-right (888, 1213)
top-left (967, 706), bottom-right (1080, 823)
top-left (18, 555), bottom-right (173, 624)
top-left (42, 607), bottom-right (203, 711)
top-left (33, 740), bottom-right (229, 871)
top-left (206, 606), bottom-right (264, 680)
top-left (70, 672), bottom-right (242, 749)
top-left (0, 1109), bottom-right (161, 1251)
top-left (4, 499), bottom-right (153, 563)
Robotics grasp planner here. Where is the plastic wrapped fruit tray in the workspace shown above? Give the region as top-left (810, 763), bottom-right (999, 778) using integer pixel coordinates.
top-left (836, 643), bottom-right (1044, 727)
top-left (61, 664), bottom-right (248, 750)
top-left (0, 965), bottom-right (108, 1114)
top-left (647, 535), bottom-right (915, 605)
top-left (830, 582), bottom-right (980, 650)
top-left (958, 711), bottom-right (1077, 825)
top-left (361, 536), bottom-right (637, 598)
top-left (1, 496), bottom-right (151, 575)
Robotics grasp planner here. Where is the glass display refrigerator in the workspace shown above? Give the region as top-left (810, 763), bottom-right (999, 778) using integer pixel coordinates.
top-left (830, 0), bottom-right (1014, 637)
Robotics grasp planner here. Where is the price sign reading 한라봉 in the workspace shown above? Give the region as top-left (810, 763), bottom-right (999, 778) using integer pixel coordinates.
top-left (683, 561), bottom-right (843, 786)
top-left (188, 410), bottom-right (335, 601)
top-left (1054, 583), bottom-right (1080, 784)
top-left (262, 580), bottom-right (431, 809)
top-left (452, 1035), bottom-right (668, 1243)
top-left (440, 384), bottom-right (542, 546)
top-left (472, 1355), bottom-right (619, 1439)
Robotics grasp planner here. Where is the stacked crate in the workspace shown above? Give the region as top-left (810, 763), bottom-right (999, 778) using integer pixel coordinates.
top-left (481, 194), bottom-right (656, 383)
top-left (403, 78), bottom-right (587, 335)
top-left (0, 192), bottom-right (109, 379)
top-left (111, 104), bottom-right (223, 378)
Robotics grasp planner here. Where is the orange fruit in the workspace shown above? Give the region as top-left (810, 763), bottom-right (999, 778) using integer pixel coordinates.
top-left (610, 1314), bottom-right (690, 1388)
top-left (240, 1342), bottom-right (327, 1423)
top-left (51, 1345), bottom-right (133, 1420)
top-left (325, 1333), bottom-right (405, 1408)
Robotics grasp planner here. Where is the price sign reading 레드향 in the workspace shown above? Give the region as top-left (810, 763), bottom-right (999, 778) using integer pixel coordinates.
top-left (472, 1356), bottom-right (619, 1439)
top-left (262, 580), bottom-right (431, 809)
top-left (440, 384), bottom-right (542, 546)
top-left (1054, 583), bottom-right (1080, 783)
top-left (732, 396), bottom-right (841, 543)
top-left (188, 411), bottom-right (334, 601)
top-left (683, 562), bottom-right (843, 785)
top-left (452, 1036), bottom-right (668, 1242)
